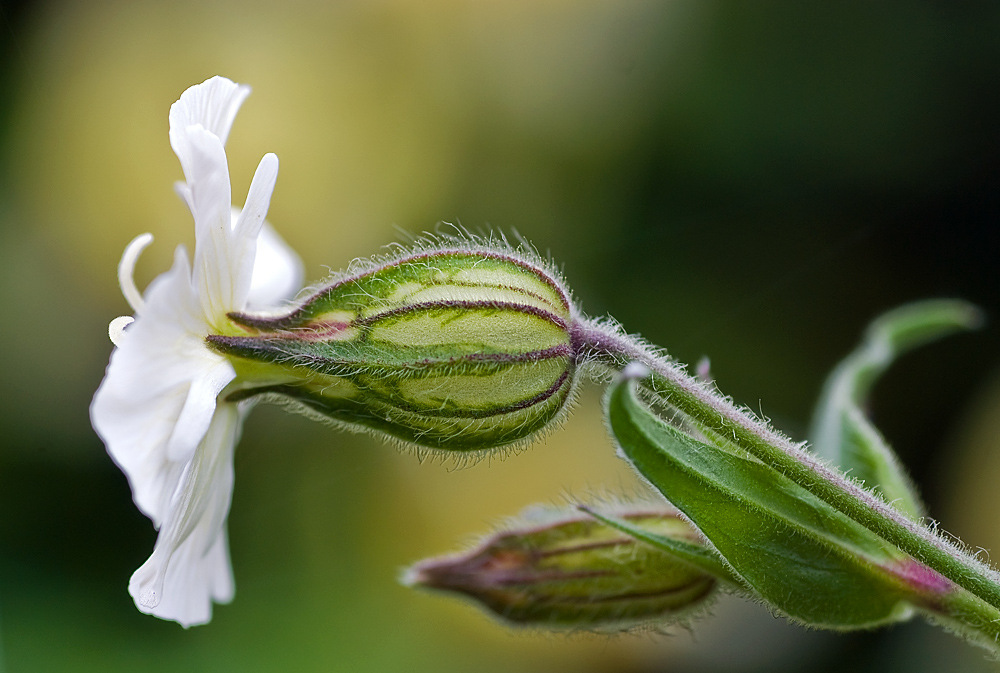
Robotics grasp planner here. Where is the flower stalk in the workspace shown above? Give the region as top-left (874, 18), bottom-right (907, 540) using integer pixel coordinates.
top-left (574, 313), bottom-right (1000, 641)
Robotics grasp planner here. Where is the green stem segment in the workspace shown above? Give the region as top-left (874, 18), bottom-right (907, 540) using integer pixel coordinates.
top-left (575, 318), bottom-right (1000, 620)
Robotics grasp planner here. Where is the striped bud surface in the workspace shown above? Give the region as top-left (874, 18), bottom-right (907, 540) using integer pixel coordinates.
top-left (403, 507), bottom-right (719, 629)
top-left (208, 247), bottom-right (577, 450)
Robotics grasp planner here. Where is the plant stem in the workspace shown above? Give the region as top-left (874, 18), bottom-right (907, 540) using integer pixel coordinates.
top-left (574, 317), bottom-right (1000, 617)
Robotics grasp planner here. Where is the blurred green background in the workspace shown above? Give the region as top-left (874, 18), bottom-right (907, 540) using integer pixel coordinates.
top-left (1, 1), bottom-right (999, 671)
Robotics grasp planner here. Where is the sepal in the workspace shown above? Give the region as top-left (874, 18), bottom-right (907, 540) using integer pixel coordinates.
top-left (208, 242), bottom-right (579, 451)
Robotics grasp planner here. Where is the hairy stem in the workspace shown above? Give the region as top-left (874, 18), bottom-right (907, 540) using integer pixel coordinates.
top-left (573, 317), bottom-right (1000, 622)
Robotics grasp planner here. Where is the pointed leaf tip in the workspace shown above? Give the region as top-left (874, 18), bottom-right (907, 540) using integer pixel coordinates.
top-left (809, 299), bottom-right (983, 518)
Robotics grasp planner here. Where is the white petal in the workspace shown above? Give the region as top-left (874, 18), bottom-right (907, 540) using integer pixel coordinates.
top-left (169, 76), bottom-right (250, 150)
top-left (179, 127), bottom-right (232, 240)
top-left (179, 126), bottom-right (236, 322)
top-left (247, 221), bottom-right (305, 310)
top-left (94, 76), bottom-right (302, 628)
top-left (166, 359), bottom-right (237, 462)
top-left (226, 153), bottom-right (280, 310)
top-left (92, 245), bottom-right (233, 525)
top-left (236, 153), bottom-right (279, 240)
top-left (128, 403), bottom-right (243, 628)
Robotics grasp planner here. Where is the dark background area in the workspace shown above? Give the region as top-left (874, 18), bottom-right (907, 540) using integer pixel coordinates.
top-left (0, 1), bottom-right (998, 671)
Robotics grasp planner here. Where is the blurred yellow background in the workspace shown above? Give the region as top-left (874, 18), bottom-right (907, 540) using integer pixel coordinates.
top-left (1, 1), bottom-right (999, 671)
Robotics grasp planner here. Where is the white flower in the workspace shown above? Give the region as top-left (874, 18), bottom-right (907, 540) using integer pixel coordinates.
top-left (91, 76), bottom-right (303, 627)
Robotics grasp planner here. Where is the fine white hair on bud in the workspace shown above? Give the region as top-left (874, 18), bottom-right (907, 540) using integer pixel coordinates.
top-left (620, 361), bottom-right (651, 381)
top-left (208, 231), bottom-right (584, 451)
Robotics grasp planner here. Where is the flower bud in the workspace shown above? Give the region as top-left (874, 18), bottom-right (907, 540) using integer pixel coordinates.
top-left (403, 506), bottom-right (719, 629)
top-left (207, 246), bottom-right (578, 450)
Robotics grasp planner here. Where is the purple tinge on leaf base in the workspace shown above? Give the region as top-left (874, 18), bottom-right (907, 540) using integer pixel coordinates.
top-left (887, 558), bottom-right (953, 605)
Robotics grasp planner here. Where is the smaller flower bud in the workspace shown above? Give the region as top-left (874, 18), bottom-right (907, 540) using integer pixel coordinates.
top-left (402, 505), bottom-right (720, 630)
top-left (208, 243), bottom-right (580, 451)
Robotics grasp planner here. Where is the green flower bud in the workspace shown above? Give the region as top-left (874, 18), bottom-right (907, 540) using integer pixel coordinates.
top-left (208, 243), bottom-right (578, 450)
top-left (403, 505), bottom-right (720, 629)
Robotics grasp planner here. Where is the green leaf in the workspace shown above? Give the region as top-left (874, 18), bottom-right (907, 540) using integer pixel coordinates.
top-left (809, 300), bottom-right (982, 518)
top-left (607, 369), bottom-right (926, 629)
top-left (579, 505), bottom-right (741, 585)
